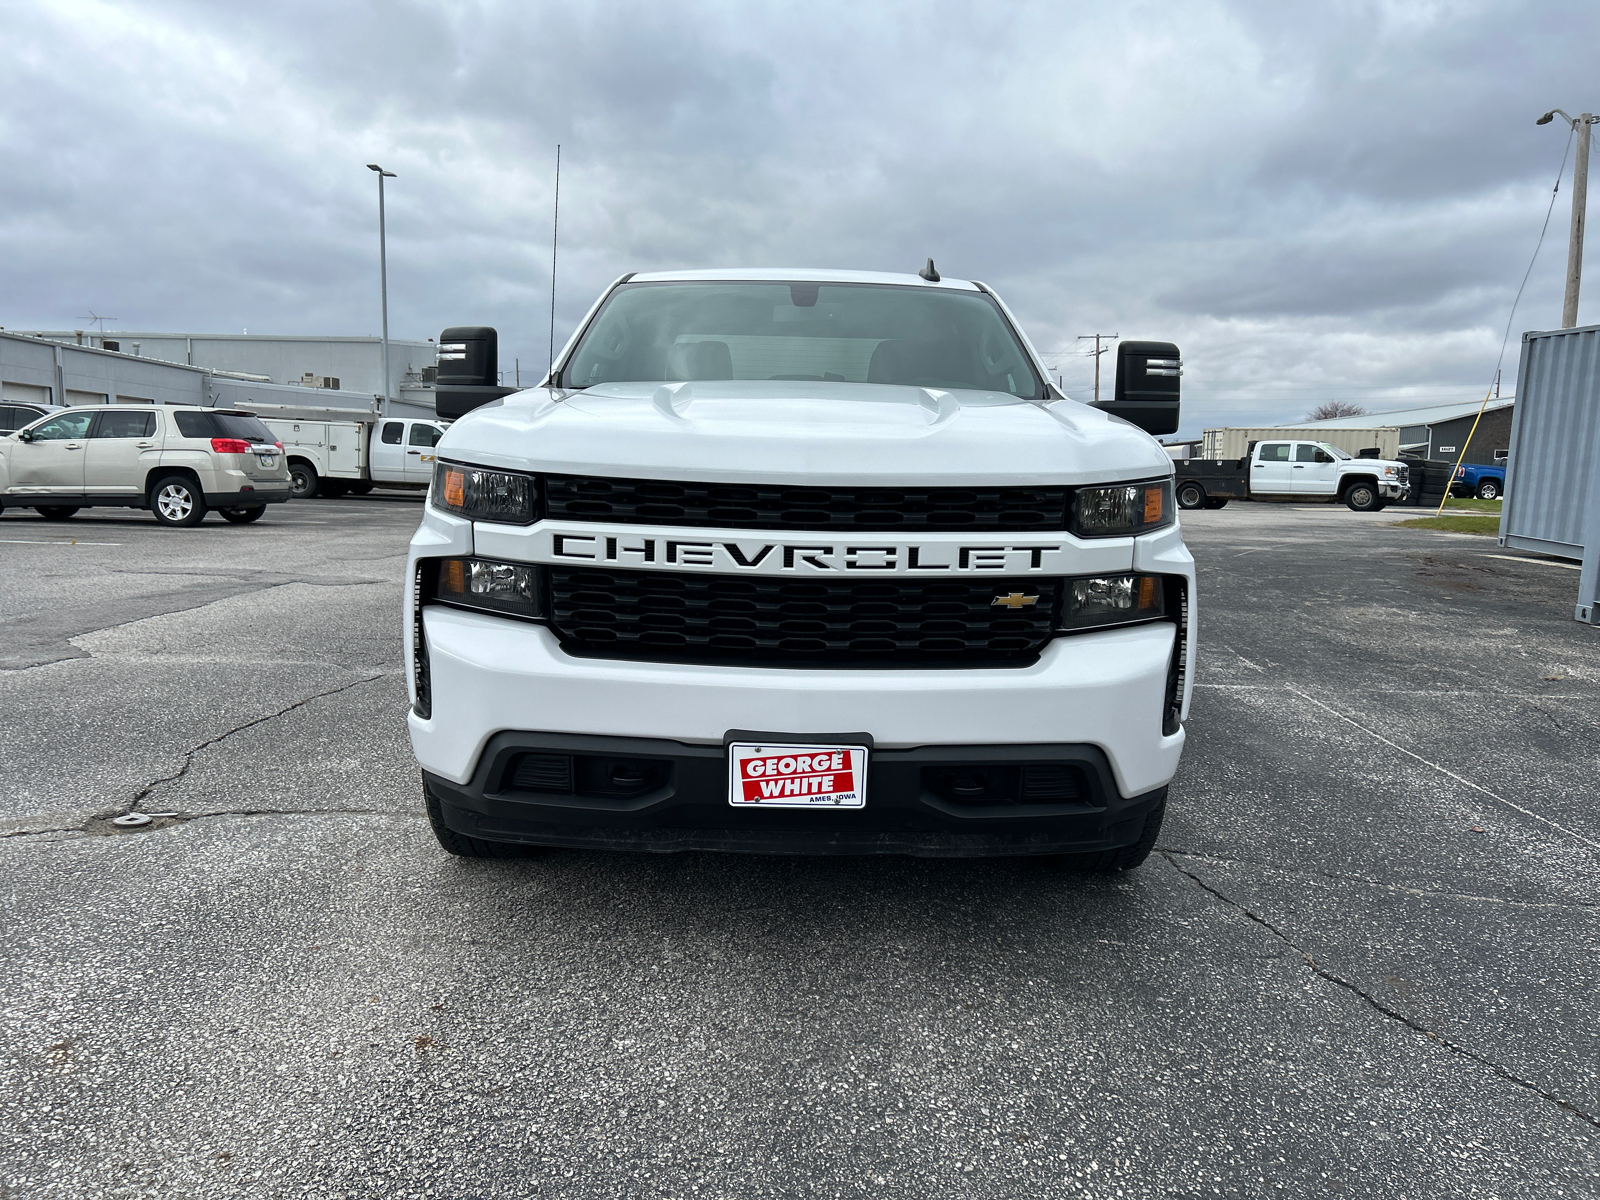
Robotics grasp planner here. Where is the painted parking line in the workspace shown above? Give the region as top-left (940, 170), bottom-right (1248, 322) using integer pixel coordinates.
top-left (1481, 553), bottom-right (1580, 571)
top-left (0, 538), bottom-right (124, 546)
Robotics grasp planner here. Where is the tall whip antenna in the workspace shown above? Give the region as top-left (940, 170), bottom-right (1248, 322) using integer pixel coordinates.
top-left (548, 144), bottom-right (561, 380)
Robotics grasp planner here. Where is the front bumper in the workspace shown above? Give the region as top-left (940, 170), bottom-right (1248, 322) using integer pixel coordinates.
top-left (1380, 480), bottom-right (1409, 500)
top-left (423, 734), bottom-right (1167, 857)
top-left (410, 606), bottom-right (1187, 800)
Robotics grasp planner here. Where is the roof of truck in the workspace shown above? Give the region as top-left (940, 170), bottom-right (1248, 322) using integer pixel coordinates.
top-left (626, 268), bottom-right (980, 290)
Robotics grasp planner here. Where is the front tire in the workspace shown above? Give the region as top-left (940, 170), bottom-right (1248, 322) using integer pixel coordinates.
top-left (35, 506), bottom-right (80, 520)
top-left (150, 475), bottom-right (207, 527)
top-left (1344, 481), bottom-right (1381, 512)
top-left (1477, 480), bottom-right (1501, 500)
top-left (220, 506), bottom-right (266, 524)
top-left (423, 776), bottom-right (545, 859)
top-left (1058, 796), bottom-right (1166, 872)
top-left (1176, 481), bottom-right (1207, 510)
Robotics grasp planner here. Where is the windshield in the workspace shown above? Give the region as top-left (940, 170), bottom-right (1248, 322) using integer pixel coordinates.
top-left (563, 281), bottom-right (1043, 398)
top-left (1320, 442), bottom-right (1352, 460)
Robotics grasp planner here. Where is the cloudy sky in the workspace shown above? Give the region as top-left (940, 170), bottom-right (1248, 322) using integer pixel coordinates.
top-left (4, 0), bottom-right (1596, 435)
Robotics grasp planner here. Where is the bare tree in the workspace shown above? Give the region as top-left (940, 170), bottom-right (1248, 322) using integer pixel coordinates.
top-left (1306, 400), bottom-right (1366, 421)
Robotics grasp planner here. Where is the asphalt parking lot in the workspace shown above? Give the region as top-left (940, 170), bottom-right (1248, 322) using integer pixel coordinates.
top-left (2, 495), bottom-right (1597, 1199)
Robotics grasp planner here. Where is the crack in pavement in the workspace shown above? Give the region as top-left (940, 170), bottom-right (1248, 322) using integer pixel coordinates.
top-left (0, 576), bottom-right (390, 673)
top-left (0, 806), bottom-right (411, 841)
top-left (1160, 852), bottom-right (1600, 1132)
top-left (127, 674), bottom-right (392, 811)
top-left (1158, 847), bottom-right (1600, 911)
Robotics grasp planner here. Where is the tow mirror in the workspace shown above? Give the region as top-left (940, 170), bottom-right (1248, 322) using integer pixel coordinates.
top-left (1093, 340), bottom-right (1181, 436)
top-left (434, 326), bottom-right (520, 420)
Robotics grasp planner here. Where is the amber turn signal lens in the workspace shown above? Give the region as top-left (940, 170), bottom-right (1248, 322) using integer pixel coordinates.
top-left (443, 467), bottom-right (465, 509)
top-left (1143, 484), bottom-right (1165, 524)
top-left (442, 558), bottom-right (466, 595)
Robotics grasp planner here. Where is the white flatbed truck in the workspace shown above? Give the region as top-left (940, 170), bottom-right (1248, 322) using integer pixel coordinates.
top-left (243, 403), bottom-right (448, 498)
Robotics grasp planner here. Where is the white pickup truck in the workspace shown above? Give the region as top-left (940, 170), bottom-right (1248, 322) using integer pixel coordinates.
top-left (406, 267), bottom-right (1195, 868)
top-left (253, 411), bottom-right (448, 499)
top-left (1174, 438), bottom-right (1411, 511)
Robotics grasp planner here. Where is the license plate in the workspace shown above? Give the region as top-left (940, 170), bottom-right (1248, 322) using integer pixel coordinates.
top-left (728, 742), bottom-right (867, 808)
top-left (258, 455), bottom-right (277, 467)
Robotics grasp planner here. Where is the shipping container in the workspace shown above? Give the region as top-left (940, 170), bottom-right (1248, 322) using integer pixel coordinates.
top-left (1200, 426), bottom-right (1400, 460)
top-left (1499, 323), bottom-right (1600, 621)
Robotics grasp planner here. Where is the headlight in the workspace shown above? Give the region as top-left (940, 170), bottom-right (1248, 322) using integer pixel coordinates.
top-left (1060, 573), bottom-right (1167, 631)
top-left (1071, 479), bottom-right (1174, 538)
top-left (432, 461), bottom-right (539, 524)
top-left (1383, 466), bottom-right (1398, 477)
top-left (428, 556), bottom-right (543, 620)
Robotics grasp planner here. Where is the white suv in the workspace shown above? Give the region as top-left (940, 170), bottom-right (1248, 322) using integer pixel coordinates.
top-left (0, 405), bottom-right (292, 526)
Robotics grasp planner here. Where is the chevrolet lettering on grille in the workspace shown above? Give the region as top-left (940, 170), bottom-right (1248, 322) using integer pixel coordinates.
top-left (529, 528), bottom-right (1074, 576)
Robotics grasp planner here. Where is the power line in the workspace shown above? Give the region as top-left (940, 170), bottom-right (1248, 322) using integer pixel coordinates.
top-left (1497, 124), bottom-right (1574, 376)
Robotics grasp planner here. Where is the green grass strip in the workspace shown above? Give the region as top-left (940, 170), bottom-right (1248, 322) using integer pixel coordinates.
top-left (1391, 515), bottom-right (1501, 535)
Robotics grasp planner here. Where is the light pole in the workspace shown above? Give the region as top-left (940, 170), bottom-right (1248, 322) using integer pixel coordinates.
top-left (367, 163), bottom-right (397, 400)
top-left (1536, 109), bottom-right (1597, 328)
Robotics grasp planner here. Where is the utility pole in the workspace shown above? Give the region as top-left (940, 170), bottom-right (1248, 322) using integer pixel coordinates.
top-left (1076, 334), bottom-right (1119, 403)
top-left (1537, 109), bottom-right (1597, 327)
top-left (367, 163), bottom-right (397, 399)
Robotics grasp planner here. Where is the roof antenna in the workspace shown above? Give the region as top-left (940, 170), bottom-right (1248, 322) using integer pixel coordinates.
top-left (548, 143), bottom-right (561, 382)
top-left (918, 258), bottom-right (940, 282)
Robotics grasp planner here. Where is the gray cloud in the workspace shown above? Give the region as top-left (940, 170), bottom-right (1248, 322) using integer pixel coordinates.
top-left (2, 0), bottom-right (1595, 434)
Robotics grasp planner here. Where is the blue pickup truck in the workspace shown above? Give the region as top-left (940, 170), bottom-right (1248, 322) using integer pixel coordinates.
top-left (1452, 463), bottom-right (1506, 500)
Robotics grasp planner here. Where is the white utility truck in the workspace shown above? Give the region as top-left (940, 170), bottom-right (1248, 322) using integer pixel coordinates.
top-left (406, 267), bottom-right (1195, 868)
top-left (245, 404), bottom-right (448, 498)
top-left (1173, 438), bottom-right (1411, 511)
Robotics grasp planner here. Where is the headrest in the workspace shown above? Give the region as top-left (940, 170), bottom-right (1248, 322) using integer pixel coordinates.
top-left (867, 339), bottom-right (959, 386)
top-left (666, 340), bottom-right (733, 381)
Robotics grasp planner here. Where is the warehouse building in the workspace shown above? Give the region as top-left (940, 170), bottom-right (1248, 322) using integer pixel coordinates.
top-left (0, 330), bottom-right (441, 419)
top-left (1294, 397), bottom-right (1515, 464)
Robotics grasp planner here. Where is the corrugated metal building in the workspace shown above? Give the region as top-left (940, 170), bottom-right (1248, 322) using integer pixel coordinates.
top-left (0, 331), bottom-right (439, 419)
top-left (1294, 397), bottom-right (1515, 463)
top-left (1499, 323), bottom-right (1600, 621)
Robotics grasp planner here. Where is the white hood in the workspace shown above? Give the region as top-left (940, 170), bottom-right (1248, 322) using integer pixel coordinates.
top-left (437, 380), bottom-right (1172, 486)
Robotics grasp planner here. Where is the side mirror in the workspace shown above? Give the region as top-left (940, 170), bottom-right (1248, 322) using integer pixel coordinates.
top-left (434, 326), bottom-right (520, 420)
top-left (1093, 340), bottom-right (1181, 436)
top-left (1316, 451), bottom-right (1333, 463)
top-left (16, 429), bottom-right (32, 442)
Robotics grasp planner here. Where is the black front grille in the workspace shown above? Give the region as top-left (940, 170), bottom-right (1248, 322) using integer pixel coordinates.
top-left (549, 568), bottom-right (1061, 666)
top-left (545, 475), bottom-right (1070, 532)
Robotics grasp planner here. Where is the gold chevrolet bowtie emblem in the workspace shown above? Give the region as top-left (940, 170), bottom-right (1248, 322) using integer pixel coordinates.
top-left (991, 593), bottom-right (1040, 610)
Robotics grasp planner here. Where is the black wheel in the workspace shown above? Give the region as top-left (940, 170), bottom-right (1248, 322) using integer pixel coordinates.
top-left (1176, 482), bottom-right (1206, 510)
top-left (1344, 481), bottom-right (1381, 512)
top-left (1057, 795), bottom-right (1166, 872)
top-left (220, 506), bottom-right (266, 524)
top-left (423, 776), bottom-right (544, 859)
top-left (288, 462), bottom-right (319, 499)
top-left (1203, 498), bottom-right (1229, 509)
top-left (1476, 480), bottom-right (1501, 500)
top-left (346, 482), bottom-right (374, 495)
top-left (149, 475), bottom-right (207, 527)
top-left (35, 506), bottom-right (80, 520)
